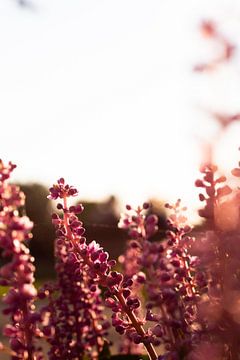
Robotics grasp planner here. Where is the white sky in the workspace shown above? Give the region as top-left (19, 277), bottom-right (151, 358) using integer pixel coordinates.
top-left (1, 0), bottom-right (240, 221)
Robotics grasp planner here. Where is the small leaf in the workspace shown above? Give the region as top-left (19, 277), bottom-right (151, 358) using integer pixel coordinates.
top-left (217, 185), bottom-right (232, 197)
top-left (195, 179), bottom-right (204, 187)
top-left (215, 175), bottom-right (227, 183)
top-left (231, 168), bottom-right (240, 177)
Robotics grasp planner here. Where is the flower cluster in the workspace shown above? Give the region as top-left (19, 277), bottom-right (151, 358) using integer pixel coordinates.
top-left (118, 203), bottom-right (162, 310)
top-left (189, 159), bottom-right (240, 359)
top-left (118, 204), bottom-right (161, 354)
top-left (195, 164), bottom-right (232, 228)
top-left (47, 179), bottom-right (159, 360)
top-left (40, 179), bottom-right (109, 360)
top-left (119, 200), bottom-right (208, 359)
top-left (119, 203), bottom-right (158, 240)
top-left (118, 203), bottom-right (162, 305)
top-left (0, 160), bottom-right (43, 360)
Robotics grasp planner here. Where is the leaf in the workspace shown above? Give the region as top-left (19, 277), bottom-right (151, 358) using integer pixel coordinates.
top-left (195, 179), bottom-right (204, 187)
top-left (215, 175), bottom-right (227, 183)
top-left (231, 168), bottom-right (240, 177)
top-left (216, 185), bottom-right (232, 197)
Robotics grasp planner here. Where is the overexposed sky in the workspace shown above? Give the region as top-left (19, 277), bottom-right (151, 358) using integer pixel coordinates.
top-left (1, 0), bottom-right (240, 220)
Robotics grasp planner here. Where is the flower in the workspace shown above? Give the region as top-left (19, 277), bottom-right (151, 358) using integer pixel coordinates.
top-left (0, 160), bottom-right (43, 359)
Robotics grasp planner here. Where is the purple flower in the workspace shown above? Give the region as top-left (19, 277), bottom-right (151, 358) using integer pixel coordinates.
top-left (48, 181), bottom-right (159, 360)
top-left (48, 178), bottom-right (78, 200)
top-left (0, 160), bottom-right (43, 360)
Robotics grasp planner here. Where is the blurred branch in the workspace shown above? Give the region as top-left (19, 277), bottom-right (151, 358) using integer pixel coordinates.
top-left (194, 20), bottom-right (236, 72)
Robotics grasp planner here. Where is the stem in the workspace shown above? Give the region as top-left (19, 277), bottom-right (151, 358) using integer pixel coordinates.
top-left (63, 197), bottom-right (72, 239)
top-left (22, 303), bottom-right (34, 360)
top-left (178, 234), bottom-right (196, 298)
top-left (116, 291), bottom-right (158, 360)
top-left (17, 263), bottom-right (35, 360)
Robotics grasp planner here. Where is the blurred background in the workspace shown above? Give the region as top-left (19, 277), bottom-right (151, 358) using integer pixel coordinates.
top-left (1, 0), bottom-right (240, 277)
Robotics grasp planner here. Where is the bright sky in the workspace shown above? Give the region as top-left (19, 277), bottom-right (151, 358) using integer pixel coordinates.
top-left (1, 0), bottom-right (240, 221)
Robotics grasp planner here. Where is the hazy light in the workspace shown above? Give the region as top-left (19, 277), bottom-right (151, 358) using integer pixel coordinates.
top-left (1, 0), bottom-right (240, 223)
